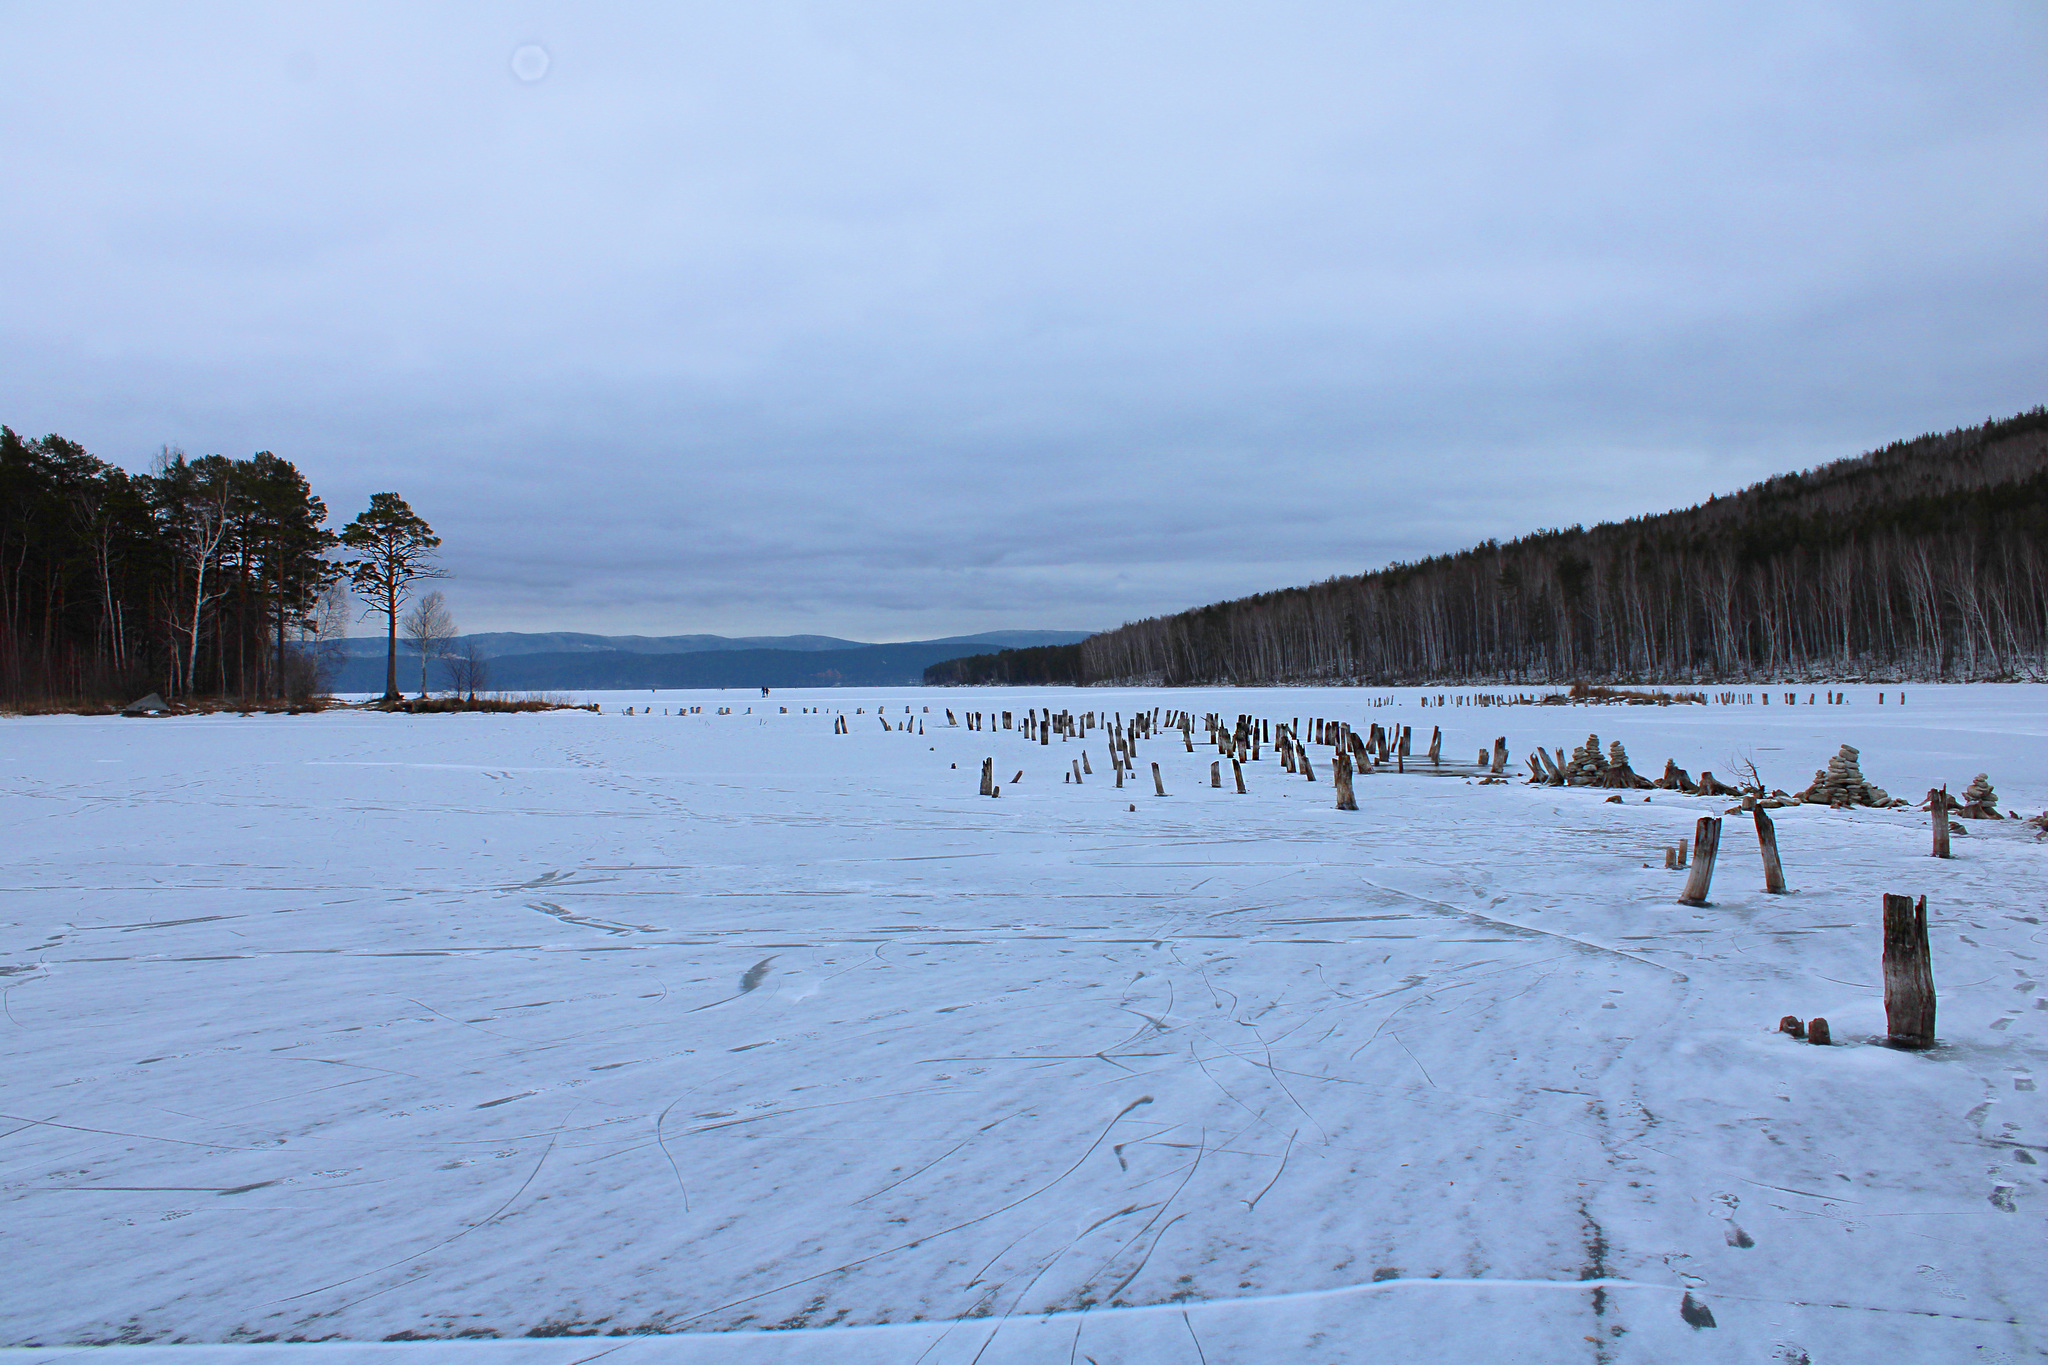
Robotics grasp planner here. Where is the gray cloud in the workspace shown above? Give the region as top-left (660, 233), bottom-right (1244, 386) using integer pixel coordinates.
top-left (3, 3), bottom-right (2042, 637)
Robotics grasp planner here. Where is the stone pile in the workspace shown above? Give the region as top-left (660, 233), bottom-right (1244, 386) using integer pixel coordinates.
top-left (1956, 773), bottom-right (2003, 819)
top-left (1561, 734), bottom-right (1608, 785)
top-left (1796, 744), bottom-right (1900, 808)
top-left (1599, 739), bottom-right (1655, 789)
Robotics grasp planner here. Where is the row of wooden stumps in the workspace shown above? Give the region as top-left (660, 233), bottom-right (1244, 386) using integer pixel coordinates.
top-left (1670, 813), bottom-right (1937, 1049)
top-left (1667, 808), bottom-right (1786, 903)
top-left (1673, 786), bottom-right (1966, 909)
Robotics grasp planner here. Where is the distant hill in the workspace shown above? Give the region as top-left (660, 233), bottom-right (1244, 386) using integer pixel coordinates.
top-left (930, 408), bottom-right (2048, 686)
top-left (330, 631), bottom-right (863, 659)
top-left (333, 630), bottom-right (1095, 693)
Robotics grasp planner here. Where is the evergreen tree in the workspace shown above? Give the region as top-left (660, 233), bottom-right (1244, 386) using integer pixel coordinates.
top-left (339, 493), bottom-right (445, 702)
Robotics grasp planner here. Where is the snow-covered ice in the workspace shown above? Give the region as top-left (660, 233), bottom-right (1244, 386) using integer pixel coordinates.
top-left (3, 684), bottom-right (2045, 1363)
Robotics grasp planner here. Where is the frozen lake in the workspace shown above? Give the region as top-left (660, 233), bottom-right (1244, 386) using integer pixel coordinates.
top-left (3, 684), bottom-right (2044, 1363)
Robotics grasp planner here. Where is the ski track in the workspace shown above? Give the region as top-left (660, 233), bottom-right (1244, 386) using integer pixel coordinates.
top-left (0, 683), bottom-right (2043, 1362)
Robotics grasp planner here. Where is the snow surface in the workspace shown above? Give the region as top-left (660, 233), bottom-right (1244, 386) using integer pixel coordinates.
top-left (3, 684), bottom-right (2044, 1364)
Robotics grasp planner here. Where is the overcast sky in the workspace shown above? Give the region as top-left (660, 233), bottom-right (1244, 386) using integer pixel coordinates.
top-left (3, 4), bottom-right (2043, 640)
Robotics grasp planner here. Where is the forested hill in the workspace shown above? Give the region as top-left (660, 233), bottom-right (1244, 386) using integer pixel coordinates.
top-left (928, 407), bottom-right (2048, 687)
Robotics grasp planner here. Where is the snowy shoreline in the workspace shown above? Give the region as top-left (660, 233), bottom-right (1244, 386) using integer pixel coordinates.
top-left (2, 684), bottom-right (2042, 1361)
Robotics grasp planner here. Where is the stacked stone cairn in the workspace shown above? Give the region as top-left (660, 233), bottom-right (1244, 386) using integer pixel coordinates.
top-left (1561, 735), bottom-right (1609, 785)
top-left (1956, 773), bottom-right (2003, 819)
top-left (1795, 744), bottom-right (1901, 808)
top-left (1598, 739), bottom-right (1654, 788)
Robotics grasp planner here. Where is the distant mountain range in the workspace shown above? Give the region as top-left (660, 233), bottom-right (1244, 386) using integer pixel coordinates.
top-left (330, 630), bottom-right (1095, 693)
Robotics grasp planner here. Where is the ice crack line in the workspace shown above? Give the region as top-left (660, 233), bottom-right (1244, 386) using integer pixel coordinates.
top-left (1353, 877), bottom-right (1690, 983)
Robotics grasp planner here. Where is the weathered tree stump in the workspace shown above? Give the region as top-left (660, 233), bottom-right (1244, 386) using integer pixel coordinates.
top-left (1677, 837), bottom-right (1689, 868)
top-left (1151, 762), bottom-right (1166, 797)
top-left (1883, 892), bottom-right (1935, 1048)
top-left (1753, 806), bottom-right (1787, 893)
top-left (1232, 758), bottom-right (1246, 793)
top-left (979, 758), bottom-right (993, 797)
top-left (1490, 738), bottom-right (1508, 775)
top-left (1211, 760), bottom-right (1221, 787)
top-left (1806, 1017), bottom-right (1831, 1046)
top-left (1299, 747), bottom-right (1315, 780)
top-left (1677, 817), bottom-right (1721, 906)
top-left (1778, 1015), bottom-right (1805, 1039)
top-left (1664, 845), bottom-right (1678, 870)
top-left (1334, 751), bottom-right (1358, 810)
top-left (1930, 789), bottom-right (1951, 858)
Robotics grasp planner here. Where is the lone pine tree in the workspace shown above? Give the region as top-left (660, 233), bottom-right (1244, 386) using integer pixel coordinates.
top-left (340, 493), bottom-right (444, 703)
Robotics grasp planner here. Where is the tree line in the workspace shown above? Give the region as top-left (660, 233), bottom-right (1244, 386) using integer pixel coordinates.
top-left (930, 407), bottom-right (2048, 687)
top-left (1, 426), bottom-right (445, 706)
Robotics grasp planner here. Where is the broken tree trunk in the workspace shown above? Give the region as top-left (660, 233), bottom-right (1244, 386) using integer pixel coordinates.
top-left (1930, 789), bottom-right (1952, 858)
top-left (979, 758), bottom-right (993, 797)
top-left (1882, 892), bottom-right (1935, 1049)
top-left (1333, 751), bottom-right (1357, 810)
top-left (1754, 806), bottom-right (1787, 894)
top-left (1677, 816), bottom-right (1721, 906)
top-left (1696, 770), bottom-right (1740, 797)
top-left (1490, 738), bottom-right (1508, 775)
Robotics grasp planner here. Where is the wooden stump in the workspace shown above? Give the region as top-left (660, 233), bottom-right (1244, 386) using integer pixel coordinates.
top-left (1211, 761), bottom-right (1221, 788)
top-left (1428, 726), bottom-right (1441, 765)
top-left (1232, 758), bottom-right (1246, 793)
top-left (1490, 738), bottom-right (1508, 775)
top-left (1754, 807), bottom-right (1787, 894)
top-left (1072, 759), bottom-right (1083, 784)
top-left (979, 758), bottom-right (993, 797)
top-left (1677, 817), bottom-right (1721, 906)
top-left (1777, 1015), bottom-right (1805, 1038)
top-left (1930, 790), bottom-right (1951, 858)
top-left (1299, 748), bottom-right (1315, 781)
top-left (1883, 892), bottom-right (1935, 1048)
top-left (1806, 1017), bottom-right (1831, 1046)
top-left (1082, 752), bottom-right (1092, 775)
top-left (1152, 762), bottom-right (1166, 797)
top-left (1333, 751), bottom-right (1358, 810)
top-left (1664, 845), bottom-right (1677, 870)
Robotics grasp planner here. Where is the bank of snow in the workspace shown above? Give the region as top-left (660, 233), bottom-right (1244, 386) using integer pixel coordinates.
top-left (1, 684), bottom-right (2042, 1363)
